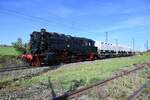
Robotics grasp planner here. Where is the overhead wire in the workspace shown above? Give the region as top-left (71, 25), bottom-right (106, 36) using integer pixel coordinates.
top-left (0, 8), bottom-right (97, 34)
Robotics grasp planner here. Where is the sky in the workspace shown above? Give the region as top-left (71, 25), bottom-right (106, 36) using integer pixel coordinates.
top-left (0, 0), bottom-right (150, 51)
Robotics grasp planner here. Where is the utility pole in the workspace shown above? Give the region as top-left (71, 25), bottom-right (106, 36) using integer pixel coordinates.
top-left (132, 38), bottom-right (135, 51)
top-left (115, 39), bottom-right (118, 54)
top-left (105, 32), bottom-right (108, 43)
top-left (146, 40), bottom-right (149, 51)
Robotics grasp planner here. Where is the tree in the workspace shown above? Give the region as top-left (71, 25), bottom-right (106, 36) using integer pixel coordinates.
top-left (12, 38), bottom-right (30, 54)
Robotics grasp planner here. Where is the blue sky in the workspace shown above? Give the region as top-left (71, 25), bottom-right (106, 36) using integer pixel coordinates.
top-left (0, 0), bottom-right (150, 51)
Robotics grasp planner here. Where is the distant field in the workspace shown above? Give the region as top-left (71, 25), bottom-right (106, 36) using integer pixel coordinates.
top-left (0, 47), bottom-right (22, 68)
top-left (0, 47), bottom-right (21, 56)
top-left (10, 52), bottom-right (150, 91)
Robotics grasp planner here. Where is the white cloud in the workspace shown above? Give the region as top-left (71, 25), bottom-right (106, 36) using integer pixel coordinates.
top-left (88, 15), bottom-right (150, 33)
top-left (107, 16), bottom-right (150, 31)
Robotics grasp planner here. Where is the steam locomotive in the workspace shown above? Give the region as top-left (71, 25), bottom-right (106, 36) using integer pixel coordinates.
top-left (22, 29), bottom-right (97, 66)
top-left (21, 29), bottom-right (134, 66)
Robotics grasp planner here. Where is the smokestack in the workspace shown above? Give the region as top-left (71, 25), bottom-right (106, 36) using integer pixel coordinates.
top-left (41, 28), bottom-right (46, 32)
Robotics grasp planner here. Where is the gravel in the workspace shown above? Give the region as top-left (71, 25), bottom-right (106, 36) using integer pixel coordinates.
top-left (0, 66), bottom-right (59, 99)
top-left (0, 67), bottom-right (50, 82)
top-left (0, 60), bottom-right (149, 99)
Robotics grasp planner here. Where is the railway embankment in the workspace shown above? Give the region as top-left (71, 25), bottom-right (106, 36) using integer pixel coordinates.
top-left (0, 52), bottom-right (150, 99)
top-left (68, 63), bottom-right (150, 100)
top-left (0, 46), bottom-right (22, 68)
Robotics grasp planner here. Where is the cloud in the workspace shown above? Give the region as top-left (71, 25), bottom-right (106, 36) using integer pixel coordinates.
top-left (88, 15), bottom-right (150, 34)
top-left (107, 16), bottom-right (150, 31)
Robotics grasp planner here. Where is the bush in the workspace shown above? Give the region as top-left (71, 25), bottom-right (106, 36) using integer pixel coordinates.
top-left (12, 38), bottom-right (30, 53)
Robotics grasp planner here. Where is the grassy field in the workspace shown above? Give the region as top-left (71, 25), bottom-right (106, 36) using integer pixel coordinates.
top-left (8, 52), bottom-right (150, 92)
top-left (0, 46), bottom-right (21, 56)
top-left (0, 46), bottom-right (22, 68)
top-left (86, 66), bottom-right (150, 100)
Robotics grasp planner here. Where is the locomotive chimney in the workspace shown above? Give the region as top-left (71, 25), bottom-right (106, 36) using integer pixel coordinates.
top-left (41, 28), bottom-right (46, 32)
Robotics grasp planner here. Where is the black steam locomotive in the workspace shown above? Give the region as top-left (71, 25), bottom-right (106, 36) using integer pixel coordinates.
top-left (22, 29), bottom-right (97, 66)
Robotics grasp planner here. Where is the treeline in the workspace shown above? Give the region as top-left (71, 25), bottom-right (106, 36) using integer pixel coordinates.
top-left (12, 38), bottom-right (30, 54)
top-left (0, 45), bottom-right (12, 47)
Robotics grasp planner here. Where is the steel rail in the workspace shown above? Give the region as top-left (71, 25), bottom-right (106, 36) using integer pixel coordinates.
top-left (0, 66), bottom-right (31, 73)
top-left (128, 80), bottom-right (150, 100)
top-left (53, 63), bottom-right (149, 100)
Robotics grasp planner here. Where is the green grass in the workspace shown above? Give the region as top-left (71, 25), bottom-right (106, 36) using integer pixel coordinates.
top-left (11, 52), bottom-right (150, 91)
top-left (88, 66), bottom-right (150, 100)
top-left (0, 47), bottom-right (22, 56)
top-left (0, 46), bottom-right (22, 68)
top-left (0, 64), bottom-right (2, 68)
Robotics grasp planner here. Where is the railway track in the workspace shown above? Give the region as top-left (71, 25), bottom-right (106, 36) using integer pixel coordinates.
top-left (0, 65), bottom-right (53, 90)
top-left (0, 66), bottom-right (33, 73)
top-left (0, 56), bottom-right (135, 73)
top-left (52, 62), bottom-right (150, 100)
top-left (128, 80), bottom-right (150, 100)
top-left (0, 64), bottom-right (60, 73)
